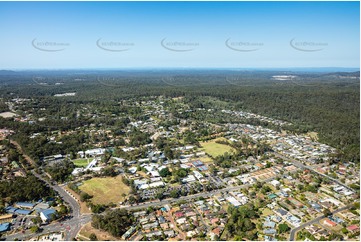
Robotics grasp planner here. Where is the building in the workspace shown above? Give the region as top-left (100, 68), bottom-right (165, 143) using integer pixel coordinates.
top-left (0, 223), bottom-right (10, 233)
top-left (121, 226), bottom-right (136, 240)
top-left (15, 202), bottom-right (35, 209)
top-left (346, 225), bottom-right (359, 233)
top-left (15, 209), bottom-right (32, 215)
top-left (263, 229), bottom-right (277, 235)
top-left (40, 209), bottom-right (57, 223)
top-left (322, 218), bottom-right (337, 227)
top-left (0, 214), bottom-right (13, 223)
top-left (226, 196), bottom-right (241, 207)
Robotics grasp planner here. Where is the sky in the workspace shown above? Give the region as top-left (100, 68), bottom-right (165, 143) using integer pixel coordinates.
top-left (0, 1), bottom-right (359, 69)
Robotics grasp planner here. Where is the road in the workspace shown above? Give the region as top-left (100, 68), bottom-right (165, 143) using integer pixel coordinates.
top-left (119, 172), bottom-right (293, 211)
top-left (4, 215), bottom-right (91, 241)
top-left (289, 204), bottom-right (352, 241)
top-left (274, 153), bottom-right (355, 192)
top-left (5, 140), bottom-right (304, 240)
top-left (6, 140), bottom-right (86, 241)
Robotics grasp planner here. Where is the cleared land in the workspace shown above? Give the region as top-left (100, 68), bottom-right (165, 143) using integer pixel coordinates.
top-left (78, 222), bottom-right (119, 241)
top-left (307, 131), bottom-right (319, 141)
top-left (197, 156), bottom-right (213, 163)
top-left (261, 208), bottom-right (274, 216)
top-left (79, 175), bottom-right (130, 205)
top-left (200, 138), bottom-right (235, 158)
top-left (0, 112), bottom-right (17, 118)
top-left (72, 158), bottom-right (91, 167)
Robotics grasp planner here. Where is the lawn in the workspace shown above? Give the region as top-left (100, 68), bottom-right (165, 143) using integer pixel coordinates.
top-left (200, 138), bottom-right (235, 158)
top-left (261, 208), bottom-right (274, 217)
top-left (197, 156), bottom-right (213, 163)
top-left (79, 175), bottom-right (130, 205)
top-left (72, 158), bottom-right (91, 168)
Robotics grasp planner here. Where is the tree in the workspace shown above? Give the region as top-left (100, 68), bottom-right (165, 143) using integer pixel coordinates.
top-left (80, 192), bottom-right (92, 202)
top-left (89, 233), bottom-right (98, 241)
top-left (31, 216), bottom-right (42, 225)
top-left (278, 223), bottom-right (290, 233)
top-left (102, 166), bottom-right (117, 177)
top-left (91, 209), bottom-right (134, 237)
top-left (323, 208), bottom-right (332, 217)
top-left (30, 226), bottom-right (41, 233)
top-left (58, 205), bottom-right (69, 216)
top-left (170, 190), bottom-right (179, 198)
top-left (159, 168), bottom-right (171, 177)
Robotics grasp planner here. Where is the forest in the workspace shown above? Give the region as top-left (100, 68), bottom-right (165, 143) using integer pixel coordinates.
top-left (0, 69), bottom-right (359, 163)
top-left (92, 209), bottom-right (134, 237)
top-left (0, 174), bottom-right (55, 206)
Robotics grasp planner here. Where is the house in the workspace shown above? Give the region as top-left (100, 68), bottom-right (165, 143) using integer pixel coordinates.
top-left (305, 225), bottom-right (320, 235)
top-left (164, 230), bottom-right (176, 238)
top-left (276, 208), bottom-right (287, 216)
top-left (226, 196), bottom-right (241, 207)
top-left (210, 218), bottom-right (219, 224)
top-left (263, 221), bottom-right (276, 228)
top-left (160, 223), bottom-right (169, 230)
top-left (270, 180), bottom-right (280, 187)
top-left (346, 225), bottom-right (359, 233)
top-left (121, 226), bottom-right (136, 240)
top-left (288, 197), bottom-right (303, 208)
top-left (174, 212), bottom-right (184, 218)
top-left (322, 218), bottom-right (337, 227)
top-left (40, 209), bottom-right (57, 223)
top-left (158, 216), bottom-right (166, 224)
top-left (0, 223), bottom-right (10, 233)
top-left (264, 229), bottom-right (277, 235)
top-left (142, 221), bottom-right (159, 230)
top-left (210, 227), bottom-right (221, 239)
top-left (176, 217), bottom-right (186, 225)
top-left (164, 204), bottom-right (171, 212)
top-left (270, 215), bottom-right (282, 223)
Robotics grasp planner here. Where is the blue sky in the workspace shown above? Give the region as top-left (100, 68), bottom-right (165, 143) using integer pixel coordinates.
top-left (0, 1), bottom-right (359, 69)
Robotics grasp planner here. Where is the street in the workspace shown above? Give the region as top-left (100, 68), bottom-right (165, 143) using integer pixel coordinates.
top-left (289, 205), bottom-right (352, 241)
top-left (6, 140), bottom-right (86, 241)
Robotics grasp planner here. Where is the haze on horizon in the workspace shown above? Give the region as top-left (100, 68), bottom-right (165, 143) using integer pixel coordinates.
top-left (0, 1), bottom-right (359, 69)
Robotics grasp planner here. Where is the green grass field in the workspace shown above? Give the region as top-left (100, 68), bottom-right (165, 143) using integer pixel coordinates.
top-left (72, 158), bottom-right (91, 167)
top-left (200, 138), bottom-right (235, 158)
top-left (79, 176), bottom-right (130, 205)
top-left (261, 208), bottom-right (274, 217)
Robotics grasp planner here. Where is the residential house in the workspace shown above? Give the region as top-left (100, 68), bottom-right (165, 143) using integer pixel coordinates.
top-left (322, 218), bottom-right (337, 227)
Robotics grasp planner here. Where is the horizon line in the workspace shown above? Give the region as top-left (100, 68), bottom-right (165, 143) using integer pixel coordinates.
top-left (2, 67), bottom-right (360, 71)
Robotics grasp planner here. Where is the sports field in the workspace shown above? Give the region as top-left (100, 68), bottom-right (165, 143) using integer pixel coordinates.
top-left (79, 175), bottom-right (130, 205)
top-left (72, 158), bottom-right (91, 167)
top-left (200, 138), bottom-right (235, 158)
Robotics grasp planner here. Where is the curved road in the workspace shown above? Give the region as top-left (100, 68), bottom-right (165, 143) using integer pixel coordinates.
top-left (289, 204), bottom-right (353, 241)
top-left (4, 215), bottom-right (91, 241)
top-left (7, 140), bottom-right (86, 241)
top-left (30, 171), bottom-right (83, 240)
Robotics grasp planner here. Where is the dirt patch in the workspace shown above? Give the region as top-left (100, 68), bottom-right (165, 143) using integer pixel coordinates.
top-left (78, 222), bottom-right (119, 241)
